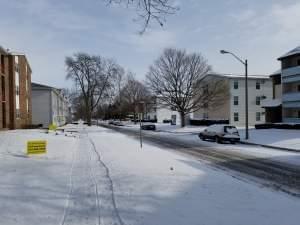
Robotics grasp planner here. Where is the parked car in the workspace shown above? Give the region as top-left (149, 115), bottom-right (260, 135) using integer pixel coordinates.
top-left (113, 121), bottom-right (124, 126)
top-left (141, 123), bottom-right (156, 131)
top-left (198, 124), bottom-right (240, 144)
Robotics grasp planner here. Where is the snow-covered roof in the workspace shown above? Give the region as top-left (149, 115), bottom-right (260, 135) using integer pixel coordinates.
top-left (0, 46), bottom-right (8, 54)
top-left (261, 98), bottom-right (281, 108)
top-left (278, 46), bottom-right (300, 60)
top-left (205, 73), bottom-right (270, 80)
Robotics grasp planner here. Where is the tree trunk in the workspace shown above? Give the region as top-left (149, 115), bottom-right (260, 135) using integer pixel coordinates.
top-left (180, 111), bottom-right (185, 127)
top-left (85, 100), bottom-right (92, 126)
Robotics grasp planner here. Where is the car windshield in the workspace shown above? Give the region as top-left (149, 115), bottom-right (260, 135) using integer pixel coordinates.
top-left (224, 126), bottom-right (238, 134)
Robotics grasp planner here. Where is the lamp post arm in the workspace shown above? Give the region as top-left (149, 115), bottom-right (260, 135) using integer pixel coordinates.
top-left (228, 52), bottom-right (246, 65)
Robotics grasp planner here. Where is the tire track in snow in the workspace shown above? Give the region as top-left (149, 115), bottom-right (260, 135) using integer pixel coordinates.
top-left (60, 131), bottom-right (102, 225)
top-left (59, 139), bottom-right (77, 225)
top-left (86, 135), bottom-right (101, 225)
top-left (88, 135), bottom-right (125, 225)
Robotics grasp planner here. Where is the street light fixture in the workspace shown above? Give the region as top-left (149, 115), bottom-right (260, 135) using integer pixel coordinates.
top-left (220, 50), bottom-right (249, 140)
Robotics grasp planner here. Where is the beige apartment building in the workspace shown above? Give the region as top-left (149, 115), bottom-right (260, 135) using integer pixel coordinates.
top-left (193, 73), bottom-right (272, 126)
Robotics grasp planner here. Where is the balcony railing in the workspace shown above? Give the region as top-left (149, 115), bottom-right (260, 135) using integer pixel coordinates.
top-left (283, 117), bottom-right (300, 123)
top-left (282, 92), bottom-right (300, 102)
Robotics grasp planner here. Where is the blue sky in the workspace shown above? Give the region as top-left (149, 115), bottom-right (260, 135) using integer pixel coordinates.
top-left (0, 0), bottom-right (299, 89)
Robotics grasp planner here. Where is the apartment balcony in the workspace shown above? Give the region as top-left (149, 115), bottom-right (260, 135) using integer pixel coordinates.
top-left (282, 66), bottom-right (300, 83)
top-left (283, 117), bottom-right (300, 123)
top-left (282, 92), bottom-right (300, 102)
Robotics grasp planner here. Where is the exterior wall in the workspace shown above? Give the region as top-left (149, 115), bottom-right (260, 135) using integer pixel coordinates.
top-left (0, 52), bottom-right (32, 130)
top-left (32, 87), bottom-right (70, 128)
top-left (280, 54), bottom-right (300, 123)
top-left (193, 76), bottom-right (272, 127)
top-left (31, 90), bottom-right (51, 127)
top-left (16, 55), bottom-right (32, 128)
top-left (51, 91), bottom-right (68, 127)
top-left (0, 52), bottom-right (10, 129)
top-left (229, 78), bottom-right (272, 126)
top-left (193, 79), bottom-right (230, 120)
top-left (156, 106), bottom-right (181, 124)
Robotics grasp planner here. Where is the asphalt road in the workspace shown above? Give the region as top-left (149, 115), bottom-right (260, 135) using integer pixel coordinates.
top-left (101, 124), bottom-right (300, 197)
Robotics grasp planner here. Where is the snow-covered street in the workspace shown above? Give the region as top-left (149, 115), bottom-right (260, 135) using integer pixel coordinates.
top-left (0, 125), bottom-right (300, 225)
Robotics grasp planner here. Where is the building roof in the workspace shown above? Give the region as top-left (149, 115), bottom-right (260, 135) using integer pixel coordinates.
top-left (278, 46), bottom-right (300, 60)
top-left (205, 73), bottom-right (270, 80)
top-left (270, 69), bottom-right (281, 77)
top-left (32, 82), bottom-right (58, 90)
top-left (0, 46), bottom-right (8, 54)
top-left (32, 82), bottom-right (69, 101)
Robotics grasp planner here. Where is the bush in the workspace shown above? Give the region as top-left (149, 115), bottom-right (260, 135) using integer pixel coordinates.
top-left (22, 124), bottom-right (43, 129)
top-left (131, 119), bottom-right (157, 123)
top-left (255, 123), bottom-right (300, 130)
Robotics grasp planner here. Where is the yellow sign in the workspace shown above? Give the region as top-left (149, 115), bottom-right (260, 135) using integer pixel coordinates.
top-left (49, 123), bottom-right (57, 131)
top-left (27, 140), bottom-right (47, 155)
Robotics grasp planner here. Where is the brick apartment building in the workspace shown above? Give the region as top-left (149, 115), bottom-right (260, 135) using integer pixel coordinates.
top-left (0, 46), bottom-right (32, 129)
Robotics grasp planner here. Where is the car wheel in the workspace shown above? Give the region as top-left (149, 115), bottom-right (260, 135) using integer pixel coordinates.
top-left (216, 136), bottom-right (222, 144)
top-left (199, 134), bottom-right (205, 140)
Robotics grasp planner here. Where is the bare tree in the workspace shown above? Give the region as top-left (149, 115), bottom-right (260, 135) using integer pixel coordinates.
top-left (106, 0), bottom-right (178, 33)
top-left (121, 74), bottom-right (151, 121)
top-left (146, 48), bottom-right (228, 127)
top-left (65, 53), bottom-right (119, 125)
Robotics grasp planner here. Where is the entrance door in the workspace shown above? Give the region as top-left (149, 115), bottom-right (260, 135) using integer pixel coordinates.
top-left (171, 115), bottom-right (176, 125)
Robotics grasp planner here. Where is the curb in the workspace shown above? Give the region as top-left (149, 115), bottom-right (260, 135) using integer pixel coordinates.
top-left (240, 141), bottom-right (300, 153)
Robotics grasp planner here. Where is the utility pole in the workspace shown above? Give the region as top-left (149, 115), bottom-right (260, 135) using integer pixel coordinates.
top-left (220, 50), bottom-right (249, 140)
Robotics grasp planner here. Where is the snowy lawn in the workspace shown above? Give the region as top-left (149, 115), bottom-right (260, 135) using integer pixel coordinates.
top-left (123, 122), bottom-right (300, 151)
top-left (239, 128), bottom-right (300, 151)
top-left (0, 125), bottom-right (299, 225)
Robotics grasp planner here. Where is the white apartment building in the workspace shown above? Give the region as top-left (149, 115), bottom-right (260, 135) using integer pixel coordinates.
top-left (155, 97), bottom-right (189, 125)
top-left (193, 73), bottom-right (273, 126)
top-left (31, 82), bottom-right (71, 128)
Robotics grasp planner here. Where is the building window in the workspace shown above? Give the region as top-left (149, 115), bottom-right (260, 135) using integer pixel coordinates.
top-left (233, 80), bottom-right (238, 89)
top-left (298, 59), bottom-right (300, 66)
top-left (234, 112), bottom-right (239, 122)
top-left (256, 96), bottom-right (261, 105)
top-left (256, 112), bottom-right (261, 121)
top-left (234, 96), bottom-right (239, 105)
top-left (256, 81), bottom-right (261, 90)
top-left (298, 85), bottom-right (300, 92)
top-left (16, 86), bottom-right (20, 95)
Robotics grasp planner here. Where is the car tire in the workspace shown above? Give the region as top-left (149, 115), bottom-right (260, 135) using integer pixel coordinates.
top-left (199, 134), bottom-right (205, 140)
top-left (216, 136), bottom-right (222, 144)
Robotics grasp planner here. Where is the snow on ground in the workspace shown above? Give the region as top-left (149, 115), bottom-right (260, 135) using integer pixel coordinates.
top-left (0, 128), bottom-right (79, 225)
top-left (239, 128), bottom-right (300, 151)
top-left (88, 126), bottom-right (300, 225)
top-left (108, 122), bottom-right (300, 167)
top-left (0, 125), bottom-right (300, 225)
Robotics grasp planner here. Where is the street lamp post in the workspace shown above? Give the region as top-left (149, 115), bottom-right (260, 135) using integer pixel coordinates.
top-left (138, 101), bottom-right (145, 149)
top-left (220, 50), bottom-right (249, 140)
